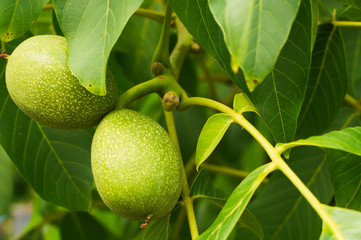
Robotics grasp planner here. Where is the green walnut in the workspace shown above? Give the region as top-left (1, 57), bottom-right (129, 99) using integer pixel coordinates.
top-left (5, 35), bottom-right (118, 129)
top-left (91, 109), bottom-right (182, 221)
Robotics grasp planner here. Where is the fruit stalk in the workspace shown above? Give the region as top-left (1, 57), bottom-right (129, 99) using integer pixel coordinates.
top-left (163, 111), bottom-right (199, 239)
top-left (134, 8), bottom-right (169, 23)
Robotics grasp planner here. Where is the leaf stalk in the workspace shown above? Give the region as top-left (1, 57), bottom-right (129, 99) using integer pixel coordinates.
top-left (318, 20), bottom-right (361, 29)
top-left (178, 97), bottom-right (345, 240)
top-left (152, 4), bottom-right (173, 69)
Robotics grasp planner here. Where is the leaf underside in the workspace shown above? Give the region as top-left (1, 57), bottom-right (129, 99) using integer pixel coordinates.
top-left (250, 0), bottom-right (312, 145)
top-left (53, 0), bottom-right (143, 95)
top-left (209, 0), bottom-right (301, 91)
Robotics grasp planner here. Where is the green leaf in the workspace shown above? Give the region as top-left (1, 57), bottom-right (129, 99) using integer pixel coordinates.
top-left (250, 0), bottom-right (312, 145)
top-left (208, 0), bottom-right (301, 91)
top-left (238, 209), bottom-right (264, 240)
top-left (297, 24), bottom-right (348, 139)
top-left (136, 215), bottom-right (170, 240)
top-left (0, 59), bottom-right (93, 211)
top-left (337, 7), bottom-right (361, 21)
top-left (53, 0), bottom-right (143, 95)
top-left (336, 0), bottom-right (361, 9)
top-left (239, 147), bottom-right (333, 240)
top-left (282, 126), bottom-right (361, 156)
top-left (168, 0), bottom-right (247, 92)
top-left (191, 170), bottom-right (264, 240)
top-left (328, 150), bottom-right (361, 211)
top-left (60, 212), bottom-right (110, 240)
top-left (197, 163), bottom-right (275, 240)
top-left (0, 0), bottom-right (48, 42)
top-left (196, 113), bottom-right (234, 170)
top-left (0, 144), bottom-right (13, 214)
top-left (320, 205), bottom-right (361, 239)
top-left (30, 7), bottom-right (55, 36)
top-left (342, 29), bottom-right (361, 98)
top-left (233, 93), bottom-right (257, 114)
top-left (190, 169), bottom-right (226, 203)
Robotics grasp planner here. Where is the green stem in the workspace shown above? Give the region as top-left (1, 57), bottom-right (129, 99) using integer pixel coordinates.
top-left (169, 19), bottom-right (193, 80)
top-left (134, 8), bottom-right (167, 23)
top-left (164, 111), bottom-right (199, 240)
top-left (116, 77), bottom-right (163, 109)
top-left (200, 163), bottom-right (269, 183)
top-left (178, 97), bottom-right (344, 240)
top-left (42, 3), bottom-right (53, 11)
top-left (152, 4), bottom-right (173, 69)
top-left (116, 75), bottom-right (187, 109)
top-left (196, 55), bottom-right (220, 101)
top-left (344, 94), bottom-right (361, 115)
top-left (318, 20), bottom-right (361, 29)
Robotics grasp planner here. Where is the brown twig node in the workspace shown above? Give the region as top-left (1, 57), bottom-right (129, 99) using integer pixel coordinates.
top-left (0, 50), bottom-right (9, 59)
top-left (140, 218), bottom-right (150, 229)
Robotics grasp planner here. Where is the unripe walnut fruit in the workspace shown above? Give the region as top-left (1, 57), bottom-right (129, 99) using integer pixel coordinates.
top-left (91, 109), bottom-right (182, 221)
top-left (5, 35), bottom-right (118, 129)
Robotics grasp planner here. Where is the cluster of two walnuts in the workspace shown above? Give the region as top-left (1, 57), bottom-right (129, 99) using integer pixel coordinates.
top-left (5, 35), bottom-right (182, 222)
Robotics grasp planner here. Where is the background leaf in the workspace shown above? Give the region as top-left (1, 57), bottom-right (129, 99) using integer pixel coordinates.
top-left (326, 108), bottom-right (361, 212)
top-left (0, 0), bottom-right (48, 42)
top-left (320, 205), bottom-right (361, 240)
top-left (0, 144), bottom-right (13, 215)
top-left (190, 169), bottom-right (226, 203)
top-left (92, 208), bottom-right (140, 239)
top-left (135, 215), bottom-right (170, 240)
top-left (238, 147), bottom-right (333, 240)
top-left (60, 212), bottom-right (111, 240)
top-left (328, 150), bottom-right (361, 211)
top-left (249, 0), bottom-right (312, 145)
top-left (342, 29), bottom-right (361, 98)
top-left (209, 0), bottom-right (301, 91)
top-left (53, 0), bottom-right (143, 95)
top-left (336, 0), bottom-right (361, 9)
top-left (0, 57), bottom-right (93, 211)
top-left (190, 170), bottom-right (263, 240)
top-left (196, 113), bottom-right (234, 170)
top-left (113, 1), bottom-right (162, 85)
top-left (168, 0), bottom-right (247, 92)
top-left (197, 163), bottom-right (275, 240)
top-left (296, 24), bottom-right (347, 139)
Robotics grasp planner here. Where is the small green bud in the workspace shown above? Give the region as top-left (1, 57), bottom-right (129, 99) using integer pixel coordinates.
top-left (151, 62), bottom-right (166, 76)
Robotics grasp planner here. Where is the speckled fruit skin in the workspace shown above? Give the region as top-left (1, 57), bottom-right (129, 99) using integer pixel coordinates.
top-left (5, 35), bottom-right (118, 129)
top-left (91, 109), bottom-right (182, 221)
